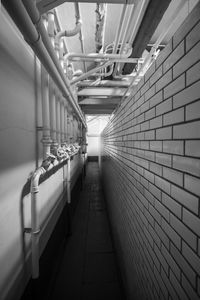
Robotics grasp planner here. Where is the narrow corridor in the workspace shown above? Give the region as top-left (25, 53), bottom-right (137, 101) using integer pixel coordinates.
top-left (48, 162), bottom-right (124, 300)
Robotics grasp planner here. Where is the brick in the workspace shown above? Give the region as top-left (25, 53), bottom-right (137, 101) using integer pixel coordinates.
top-left (156, 98), bottom-right (172, 116)
top-left (173, 41), bottom-right (200, 79)
top-left (173, 80), bottom-right (200, 109)
top-left (163, 41), bottom-right (185, 73)
top-left (154, 243), bottom-right (168, 273)
top-left (161, 218), bottom-right (181, 250)
top-left (137, 76), bottom-right (145, 90)
top-left (150, 65), bottom-right (163, 86)
top-left (173, 1), bottom-right (200, 48)
top-left (156, 153), bottom-right (171, 167)
top-left (173, 155), bottom-right (200, 176)
top-left (150, 162), bottom-right (162, 176)
top-left (144, 130), bottom-right (155, 140)
top-left (155, 222), bottom-right (170, 249)
top-left (186, 100), bottom-right (200, 121)
top-left (182, 274), bottom-right (200, 300)
top-left (145, 61), bottom-right (156, 82)
top-left (170, 214), bottom-right (197, 250)
top-left (164, 107), bottom-right (184, 126)
top-left (149, 203), bottom-right (161, 224)
top-left (186, 61), bottom-right (200, 86)
top-left (145, 85), bottom-right (156, 101)
top-left (137, 113), bottom-right (145, 124)
top-left (156, 69), bottom-right (172, 92)
top-left (156, 40), bottom-right (173, 68)
top-left (150, 141), bottom-right (162, 152)
top-left (150, 116), bottom-right (162, 129)
top-left (185, 174), bottom-right (200, 197)
top-left (141, 80), bottom-right (150, 96)
top-left (149, 91), bottom-right (163, 108)
top-left (149, 182), bottom-right (161, 200)
top-left (145, 150), bottom-right (155, 161)
top-left (173, 120), bottom-right (200, 139)
top-left (169, 270), bottom-right (188, 300)
top-left (171, 184), bottom-right (199, 214)
top-left (163, 141), bottom-right (184, 155)
top-left (144, 188), bottom-right (155, 205)
top-left (185, 140), bottom-right (200, 157)
top-left (182, 241), bottom-right (200, 274)
top-left (170, 243), bottom-right (196, 289)
top-left (163, 167), bottom-right (183, 187)
top-left (162, 245), bottom-right (181, 280)
top-left (145, 107), bottom-right (155, 120)
top-left (140, 141), bottom-right (149, 150)
top-left (155, 176), bottom-right (171, 195)
top-left (161, 266), bottom-right (178, 300)
top-left (162, 192), bottom-right (182, 218)
top-left (156, 127), bottom-right (172, 140)
top-left (183, 208), bottom-right (200, 236)
top-left (164, 74), bottom-right (185, 99)
top-left (186, 21), bottom-right (200, 52)
top-left (155, 198), bottom-right (170, 222)
top-left (140, 101), bottom-right (150, 113)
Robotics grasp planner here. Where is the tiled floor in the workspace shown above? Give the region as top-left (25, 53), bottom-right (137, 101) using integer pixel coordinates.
top-left (49, 162), bottom-right (125, 300)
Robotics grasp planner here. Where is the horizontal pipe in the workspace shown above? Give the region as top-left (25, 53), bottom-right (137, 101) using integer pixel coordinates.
top-left (65, 49), bottom-right (132, 61)
top-left (71, 61), bottom-right (113, 84)
top-left (66, 56), bottom-right (143, 64)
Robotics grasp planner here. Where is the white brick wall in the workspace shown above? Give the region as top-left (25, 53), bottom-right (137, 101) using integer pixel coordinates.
top-left (101, 3), bottom-right (200, 300)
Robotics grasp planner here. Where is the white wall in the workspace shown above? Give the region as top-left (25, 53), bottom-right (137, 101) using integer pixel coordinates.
top-left (0, 9), bottom-right (83, 300)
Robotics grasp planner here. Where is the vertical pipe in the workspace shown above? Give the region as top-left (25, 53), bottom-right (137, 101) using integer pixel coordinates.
top-left (64, 106), bottom-right (68, 143)
top-left (41, 65), bottom-right (52, 158)
top-left (49, 80), bottom-right (58, 149)
top-left (67, 159), bottom-right (71, 204)
top-left (56, 91), bottom-right (61, 144)
top-left (30, 167), bottom-right (46, 278)
top-left (60, 98), bottom-right (65, 145)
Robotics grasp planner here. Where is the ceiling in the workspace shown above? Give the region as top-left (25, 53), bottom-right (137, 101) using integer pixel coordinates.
top-left (36, 0), bottom-right (199, 115)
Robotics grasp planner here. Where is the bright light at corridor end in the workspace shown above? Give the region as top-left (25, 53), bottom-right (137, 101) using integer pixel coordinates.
top-left (86, 115), bottom-right (110, 135)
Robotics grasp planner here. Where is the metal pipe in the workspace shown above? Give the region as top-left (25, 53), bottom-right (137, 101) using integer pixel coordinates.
top-left (60, 98), bottom-right (65, 144)
top-left (56, 91), bottom-right (61, 144)
top-left (41, 65), bottom-right (52, 158)
top-left (67, 56), bottom-right (142, 64)
top-left (122, 3), bottom-right (184, 103)
top-left (71, 61), bottom-right (115, 84)
top-left (20, 0), bottom-right (86, 128)
top-left (30, 167), bottom-right (46, 278)
top-left (67, 159), bottom-right (71, 204)
top-left (56, 22), bottom-right (82, 40)
top-left (74, 2), bottom-right (87, 73)
top-left (65, 49), bottom-right (132, 61)
top-left (49, 81), bottom-right (58, 148)
top-left (113, 4), bottom-right (135, 76)
top-left (112, 4), bottom-right (127, 54)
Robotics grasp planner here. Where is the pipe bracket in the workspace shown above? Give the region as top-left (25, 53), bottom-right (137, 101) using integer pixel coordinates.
top-left (24, 228), bottom-right (41, 235)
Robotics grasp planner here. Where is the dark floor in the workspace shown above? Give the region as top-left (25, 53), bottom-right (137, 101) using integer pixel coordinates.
top-left (48, 162), bottom-right (125, 300)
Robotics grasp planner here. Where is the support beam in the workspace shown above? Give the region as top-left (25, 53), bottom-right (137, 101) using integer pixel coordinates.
top-left (37, 0), bottom-right (136, 14)
top-left (123, 0), bottom-right (172, 74)
top-left (78, 87), bottom-right (130, 97)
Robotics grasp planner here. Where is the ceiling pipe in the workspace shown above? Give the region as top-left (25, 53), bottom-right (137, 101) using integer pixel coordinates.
top-left (112, 4), bottom-right (127, 54)
top-left (55, 22), bottom-right (82, 40)
top-left (77, 80), bottom-right (131, 88)
top-left (71, 61), bottom-right (113, 84)
top-left (74, 2), bottom-right (87, 73)
top-left (66, 56), bottom-right (143, 64)
top-left (113, 5), bottom-right (135, 76)
top-left (122, 1), bottom-right (185, 103)
top-left (18, 0), bottom-right (86, 128)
